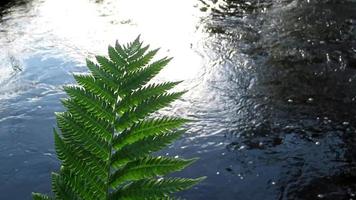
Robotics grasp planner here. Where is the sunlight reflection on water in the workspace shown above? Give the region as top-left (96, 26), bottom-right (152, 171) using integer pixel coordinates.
top-left (34, 0), bottom-right (205, 80)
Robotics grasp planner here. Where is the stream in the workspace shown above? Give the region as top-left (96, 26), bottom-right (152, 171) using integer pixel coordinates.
top-left (1, 0), bottom-right (356, 199)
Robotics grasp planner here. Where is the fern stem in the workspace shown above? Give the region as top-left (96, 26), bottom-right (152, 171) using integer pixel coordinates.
top-left (106, 92), bottom-right (120, 199)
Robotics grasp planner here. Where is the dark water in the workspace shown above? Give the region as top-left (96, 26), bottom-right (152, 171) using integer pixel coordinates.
top-left (1, 0), bottom-right (356, 199)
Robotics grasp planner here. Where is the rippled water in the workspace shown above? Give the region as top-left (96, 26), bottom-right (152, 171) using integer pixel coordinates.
top-left (1, 0), bottom-right (356, 199)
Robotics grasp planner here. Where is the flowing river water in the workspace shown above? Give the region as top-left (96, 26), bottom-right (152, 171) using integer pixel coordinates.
top-left (1, 0), bottom-right (356, 199)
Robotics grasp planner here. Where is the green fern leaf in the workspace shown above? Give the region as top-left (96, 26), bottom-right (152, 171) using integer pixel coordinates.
top-left (111, 177), bottom-right (205, 200)
top-left (33, 37), bottom-right (204, 200)
top-left (57, 112), bottom-right (109, 159)
top-left (128, 45), bottom-right (150, 63)
top-left (108, 45), bottom-right (127, 68)
top-left (73, 74), bottom-right (116, 105)
top-left (120, 57), bottom-right (172, 95)
top-left (32, 193), bottom-right (52, 200)
top-left (118, 81), bottom-right (182, 113)
top-left (51, 172), bottom-right (82, 200)
top-left (115, 92), bottom-right (185, 130)
top-left (85, 59), bottom-right (119, 91)
top-left (96, 55), bottom-right (124, 80)
top-left (113, 117), bottom-right (188, 150)
top-left (125, 35), bottom-right (142, 55)
top-left (111, 131), bottom-right (184, 168)
top-left (115, 41), bottom-right (129, 59)
top-left (126, 48), bottom-right (159, 72)
top-left (110, 157), bottom-right (197, 188)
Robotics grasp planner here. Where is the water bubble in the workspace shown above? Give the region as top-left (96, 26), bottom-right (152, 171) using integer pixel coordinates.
top-left (326, 53), bottom-right (331, 63)
top-left (307, 98), bottom-right (314, 103)
top-left (343, 122), bottom-right (350, 126)
top-left (174, 155), bottom-right (179, 158)
top-left (271, 181), bottom-right (276, 185)
top-left (317, 194), bottom-right (324, 198)
top-left (238, 145), bottom-right (246, 150)
top-left (216, 171), bottom-right (220, 175)
top-left (315, 141), bottom-right (320, 145)
top-left (288, 99), bottom-right (293, 103)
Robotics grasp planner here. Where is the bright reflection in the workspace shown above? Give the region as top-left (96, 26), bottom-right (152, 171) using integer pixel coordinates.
top-left (32, 0), bottom-right (205, 80)
top-left (1, 0), bottom-right (214, 127)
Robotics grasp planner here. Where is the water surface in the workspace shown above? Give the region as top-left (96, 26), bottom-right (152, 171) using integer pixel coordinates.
top-left (1, 0), bottom-right (356, 199)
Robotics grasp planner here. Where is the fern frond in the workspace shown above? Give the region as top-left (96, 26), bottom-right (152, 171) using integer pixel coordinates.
top-left (118, 81), bottom-right (182, 113)
top-left (60, 169), bottom-right (104, 200)
top-left (128, 44), bottom-right (149, 63)
top-left (111, 177), bottom-right (205, 200)
top-left (51, 172), bottom-right (84, 200)
top-left (85, 59), bottom-right (119, 91)
top-left (108, 46), bottom-right (127, 68)
top-left (125, 35), bottom-right (142, 54)
top-left (96, 55), bottom-right (124, 79)
top-left (126, 48), bottom-right (159, 72)
top-left (54, 131), bottom-right (107, 183)
top-left (111, 131), bottom-right (184, 168)
top-left (110, 157), bottom-right (197, 188)
top-left (116, 92), bottom-right (185, 130)
top-left (115, 41), bottom-right (129, 59)
top-left (118, 57), bottom-right (172, 97)
top-left (64, 86), bottom-right (115, 122)
top-left (113, 117), bottom-right (188, 150)
top-left (61, 99), bottom-right (112, 141)
top-left (57, 112), bottom-right (109, 159)
top-left (32, 193), bottom-right (52, 200)
top-left (74, 74), bottom-right (116, 105)
top-left (33, 37), bottom-right (204, 199)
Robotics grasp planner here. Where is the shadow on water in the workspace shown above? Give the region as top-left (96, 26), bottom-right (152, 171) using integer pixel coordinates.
top-left (0, 0), bottom-right (26, 9)
top-left (0, 0), bottom-right (31, 18)
top-left (193, 0), bottom-right (356, 199)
